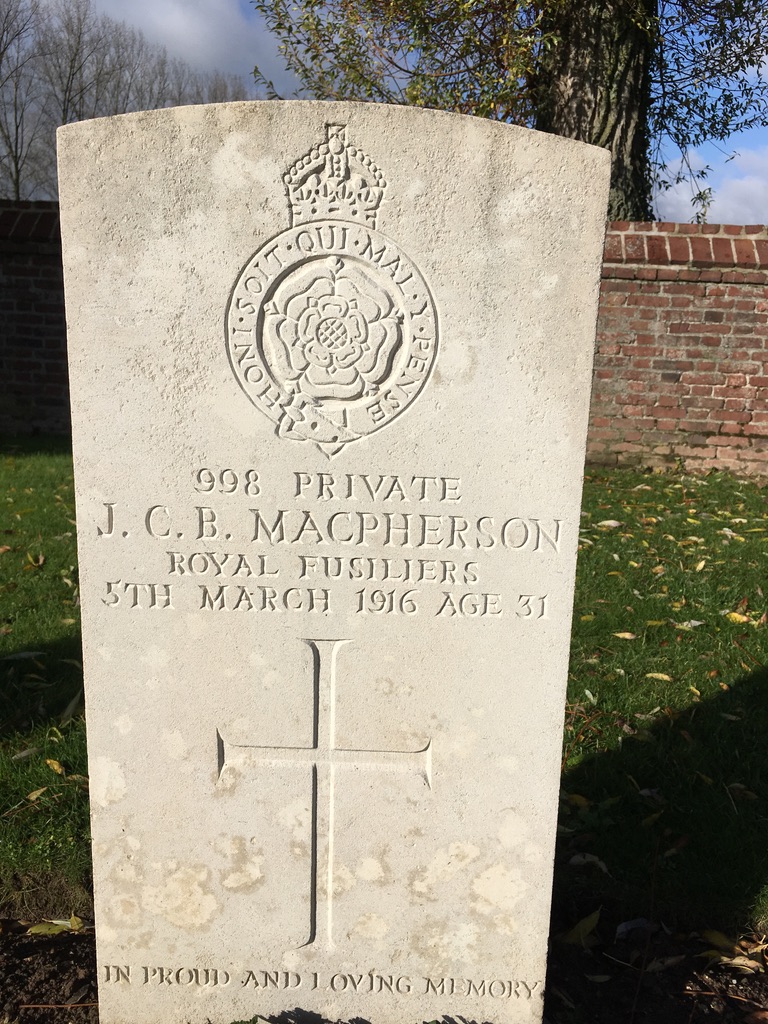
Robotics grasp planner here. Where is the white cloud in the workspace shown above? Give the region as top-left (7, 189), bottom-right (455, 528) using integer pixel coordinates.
top-left (90, 0), bottom-right (294, 91)
top-left (655, 137), bottom-right (768, 225)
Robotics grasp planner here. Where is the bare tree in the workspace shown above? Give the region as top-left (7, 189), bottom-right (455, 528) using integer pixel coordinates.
top-left (0, 0), bottom-right (255, 198)
top-left (0, 0), bottom-right (50, 197)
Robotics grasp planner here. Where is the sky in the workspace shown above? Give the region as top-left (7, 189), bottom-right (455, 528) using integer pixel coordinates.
top-left (90, 0), bottom-right (768, 225)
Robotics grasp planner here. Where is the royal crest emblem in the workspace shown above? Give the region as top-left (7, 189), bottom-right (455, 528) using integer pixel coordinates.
top-left (226, 125), bottom-right (439, 457)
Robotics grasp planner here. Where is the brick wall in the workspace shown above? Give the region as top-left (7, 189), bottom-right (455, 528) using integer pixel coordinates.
top-left (590, 222), bottom-right (768, 475)
top-left (0, 200), bottom-right (69, 435)
top-left (2, 204), bottom-right (768, 476)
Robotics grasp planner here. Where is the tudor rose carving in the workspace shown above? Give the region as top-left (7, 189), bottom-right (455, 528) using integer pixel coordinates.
top-left (226, 125), bottom-right (439, 457)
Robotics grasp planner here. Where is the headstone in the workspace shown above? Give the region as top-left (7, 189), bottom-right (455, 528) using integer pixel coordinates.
top-left (58, 101), bottom-right (609, 1024)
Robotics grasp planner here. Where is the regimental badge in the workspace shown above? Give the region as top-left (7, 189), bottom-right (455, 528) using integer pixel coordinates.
top-left (226, 124), bottom-right (439, 457)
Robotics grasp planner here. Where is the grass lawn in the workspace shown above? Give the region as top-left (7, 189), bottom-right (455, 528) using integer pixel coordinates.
top-left (2, 440), bottom-right (767, 939)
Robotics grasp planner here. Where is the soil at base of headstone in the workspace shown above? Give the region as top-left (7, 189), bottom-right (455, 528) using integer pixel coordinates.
top-left (2, 924), bottom-right (768, 1024)
top-left (0, 926), bottom-right (97, 1024)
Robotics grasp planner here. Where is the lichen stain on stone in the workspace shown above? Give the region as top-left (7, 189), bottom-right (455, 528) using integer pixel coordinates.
top-left (351, 911), bottom-right (389, 942)
top-left (141, 863), bottom-right (219, 929)
top-left (355, 856), bottom-right (385, 882)
top-left (162, 729), bottom-right (187, 760)
top-left (497, 809), bottom-right (531, 849)
top-left (410, 842), bottom-right (480, 896)
top-left (412, 917), bottom-right (479, 968)
top-left (471, 863), bottom-right (526, 934)
top-left (91, 756), bottom-right (127, 807)
top-left (277, 798), bottom-right (311, 840)
top-left (214, 835), bottom-right (265, 891)
top-left (331, 863), bottom-right (356, 896)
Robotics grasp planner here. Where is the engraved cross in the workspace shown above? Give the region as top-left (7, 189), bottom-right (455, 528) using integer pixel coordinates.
top-left (216, 638), bottom-right (432, 951)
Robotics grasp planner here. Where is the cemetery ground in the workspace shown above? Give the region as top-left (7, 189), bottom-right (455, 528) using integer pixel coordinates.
top-left (2, 438), bottom-right (768, 1023)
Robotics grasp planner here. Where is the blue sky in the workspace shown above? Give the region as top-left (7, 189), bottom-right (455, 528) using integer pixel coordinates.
top-left (91, 0), bottom-right (768, 225)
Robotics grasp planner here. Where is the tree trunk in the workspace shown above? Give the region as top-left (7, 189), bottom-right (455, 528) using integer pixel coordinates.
top-left (535, 0), bottom-right (656, 220)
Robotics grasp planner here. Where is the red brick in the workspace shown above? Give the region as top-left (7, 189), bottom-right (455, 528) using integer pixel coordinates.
top-left (712, 237), bottom-right (734, 264)
top-left (711, 435), bottom-right (750, 447)
top-left (624, 234), bottom-right (646, 261)
top-left (646, 235), bottom-right (669, 263)
top-left (668, 236), bottom-right (690, 264)
top-left (603, 233), bottom-right (623, 261)
top-left (734, 239), bottom-right (757, 265)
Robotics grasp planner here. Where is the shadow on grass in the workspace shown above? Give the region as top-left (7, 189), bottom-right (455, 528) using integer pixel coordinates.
top-left (552, 665), bottom-right (768, 935)
top-left (0, 433), bottom-right (72, 459)
top-left (0, 636), bottom-right (90, 920)
top-left (1, 635), bottom-right (83, 737)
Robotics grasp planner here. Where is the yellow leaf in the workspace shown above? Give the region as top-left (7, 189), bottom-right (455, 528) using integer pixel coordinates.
top-left (27, 787), bottom-right (47, 801)
top-left (695, 560), bottom-right (706, 572)
top-left (45, 758), bottom-right (65, 775)
top-left (651, 565), bottom-right (666, 575)
top-left (642, 811), bottom-right (664, 828)
top-left (645, 673), bottom-right (671, 681)
top-left (27, 921), bottom-right (71, 936)
top-left (690, 685), bottom-right (701, 696)
top-left (69, 914), bottom-right (84, 931)
top-left (567, 793), bottom-right (591, 810)
top-left (629, 560), bottom-right (640, 568)
top-left (580, 614), bottom-right (595, 622)
top-left (561, 909), bottom-right (601, 946)
top-left (726, 612), bottom-right (750, 623)
top-left (607, 571), bottom-right (623, 576)
top-left (613, 632), bottom-right (637, 640)
top-left (701, 929), bottom-right (738, 953)
top-left (646, 620), bottom-right (666, 627)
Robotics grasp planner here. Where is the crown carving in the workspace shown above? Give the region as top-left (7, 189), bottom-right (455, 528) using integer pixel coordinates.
top-left (284, 124), bottom-right (386, 228)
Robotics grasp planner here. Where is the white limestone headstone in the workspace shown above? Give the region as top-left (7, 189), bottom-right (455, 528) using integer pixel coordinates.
top-left (58, 101), bottom-right (609, 1024)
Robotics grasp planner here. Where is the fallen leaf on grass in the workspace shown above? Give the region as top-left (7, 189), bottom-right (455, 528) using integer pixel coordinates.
top-left (645, 673), bottom-right (672, 681)
top-left (26, 788), bottom-right (47, 801)
top-left (597, 520), bottom-right (622, 528)
top-left (45, 758), bottom-right (65, 775)
top-left (613, 632), bottom-right (637, 640)
top-left (646, 955), bottom-right (686, 972)
top-left (724, 611), bottom-right (750, 624)
top-left (701, 929), bottom-right (738, 952)
top-left (27, 915), bottom-right (84, 937)
top-left (11, 747), bottom-right (40, 761)
top-left (569, 854), bottom-right (609, 875)
top-left (560, 909), bottom-right (601, 947)
top-left (728, 783), bottom-right (758, 801)
top-left (0, 545), bottom-right (10, 555)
